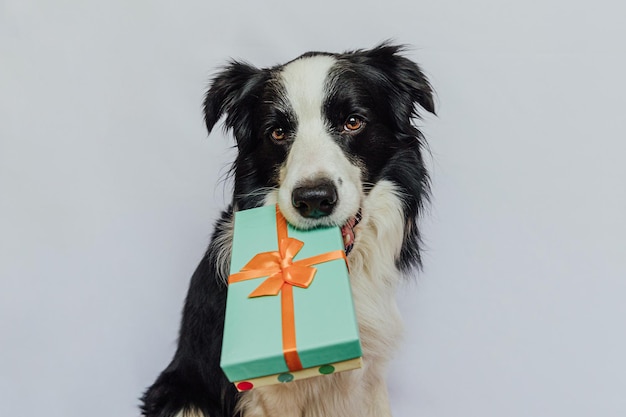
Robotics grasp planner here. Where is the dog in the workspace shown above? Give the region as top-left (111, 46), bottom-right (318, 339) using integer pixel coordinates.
top-left (140, 42), bottom-right (434, 417)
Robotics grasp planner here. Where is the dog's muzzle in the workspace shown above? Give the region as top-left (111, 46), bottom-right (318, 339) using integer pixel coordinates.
top-left (290, 179), bottom-right (360, 255)
top-left (291, 179), bottom-right (337, 218)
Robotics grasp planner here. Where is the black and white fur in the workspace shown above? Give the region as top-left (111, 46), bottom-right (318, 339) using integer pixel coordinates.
top-left (141, 43), bottom-right (434, 417)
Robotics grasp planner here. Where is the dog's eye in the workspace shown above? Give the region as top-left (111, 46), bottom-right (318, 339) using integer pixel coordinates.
top-left (344, 116), bottom-right (364, 132)
top-left (271, 128), bottom-right (286, 141)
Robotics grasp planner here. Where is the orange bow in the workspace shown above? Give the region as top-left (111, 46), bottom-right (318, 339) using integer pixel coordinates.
top-left (228, 206), bottom-right (348, 372)
top-left (229, 236), bottom-right (346, 298)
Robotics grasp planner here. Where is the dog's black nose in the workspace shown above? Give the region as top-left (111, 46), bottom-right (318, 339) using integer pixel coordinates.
top-left (291, 180), bottom-right (338, 218)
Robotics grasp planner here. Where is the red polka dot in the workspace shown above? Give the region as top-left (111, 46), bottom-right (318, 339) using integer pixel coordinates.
top-left (237, 381), bottom-right (254, 391)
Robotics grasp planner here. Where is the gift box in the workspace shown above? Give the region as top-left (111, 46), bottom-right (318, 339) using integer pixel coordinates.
top-left (220, 205), bottom-right (362, 391)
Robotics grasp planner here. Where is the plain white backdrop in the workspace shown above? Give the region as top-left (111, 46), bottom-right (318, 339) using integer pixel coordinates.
top-left (1, 1), bottom-right (625, 416)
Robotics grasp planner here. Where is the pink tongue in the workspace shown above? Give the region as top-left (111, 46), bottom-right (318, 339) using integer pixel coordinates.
top-left (341, 217), bottom-right (357, 250)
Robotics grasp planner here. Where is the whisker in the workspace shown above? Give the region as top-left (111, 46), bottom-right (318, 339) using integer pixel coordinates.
top-left (233, 187), bottom-right (279, 201)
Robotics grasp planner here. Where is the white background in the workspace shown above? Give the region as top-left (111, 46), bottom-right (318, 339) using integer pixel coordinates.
top-left (1, 1), bottom-right (625, 416)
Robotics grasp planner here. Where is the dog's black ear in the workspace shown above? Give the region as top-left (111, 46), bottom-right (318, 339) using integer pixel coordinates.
top-left (352, 43), bottom-right (435, 123)
top-left (203, 61), bottom-right (267, 135)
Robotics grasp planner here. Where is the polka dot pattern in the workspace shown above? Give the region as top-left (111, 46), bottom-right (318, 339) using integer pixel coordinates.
top-left (277, 373), bottom-right (294, 383)
top-left (318, 365), bottom-right (335, 375)
top-left (236, 381), bottom-right (254, 391)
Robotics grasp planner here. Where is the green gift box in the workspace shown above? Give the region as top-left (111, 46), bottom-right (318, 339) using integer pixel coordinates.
top-left (220, 205), bottom-right (362, 391)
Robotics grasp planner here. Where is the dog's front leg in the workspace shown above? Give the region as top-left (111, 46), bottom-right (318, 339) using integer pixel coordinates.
top-left (141, 211), bottom-right (240, 417)
top-left (361, 363), bottom-right (395, 417)
top-left (238, 388), bottom-right (305, 417)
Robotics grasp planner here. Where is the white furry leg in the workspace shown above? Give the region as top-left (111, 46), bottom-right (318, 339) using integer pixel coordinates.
top-left (359, 363), bottom-right (394, 417)
top-left (238, 386), bottom-right (304, 417)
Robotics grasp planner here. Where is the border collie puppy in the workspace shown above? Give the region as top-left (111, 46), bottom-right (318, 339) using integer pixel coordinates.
top-left (141, 43), bottom-right (434, 417)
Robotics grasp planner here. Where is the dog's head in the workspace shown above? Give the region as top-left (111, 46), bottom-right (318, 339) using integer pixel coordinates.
top-left (204, 43), bottom-right (434, 264)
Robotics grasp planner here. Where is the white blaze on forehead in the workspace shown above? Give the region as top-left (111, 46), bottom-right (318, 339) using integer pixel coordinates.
top-left (275, 55), bottom-right (362, 228)
top-left (280, 55), bottom-right (336, 121)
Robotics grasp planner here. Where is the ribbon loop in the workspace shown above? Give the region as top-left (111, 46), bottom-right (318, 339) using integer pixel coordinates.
top-left (248, 274), bottom-right (284, 298)
top-left (280, 238), bottom-right (304, 262)
top-left (242, 251), bottom-right (282, 271)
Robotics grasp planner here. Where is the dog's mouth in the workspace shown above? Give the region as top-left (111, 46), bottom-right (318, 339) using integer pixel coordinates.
top-left (340, 210), bottom-right (362, 255)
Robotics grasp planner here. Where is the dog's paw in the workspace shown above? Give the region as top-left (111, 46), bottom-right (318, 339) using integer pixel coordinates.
top-left (140, 365), bottom-right (239, 417)
top-left (141, 370), bottom-right (188, 417)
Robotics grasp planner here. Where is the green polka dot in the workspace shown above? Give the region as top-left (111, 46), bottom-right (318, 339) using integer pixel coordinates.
top-left (318, 365), bottom-right (335, 375)
top-left (277, 373), bottom-right (294, 383)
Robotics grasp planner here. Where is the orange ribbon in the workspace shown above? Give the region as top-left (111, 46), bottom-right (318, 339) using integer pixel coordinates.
top-left (228, 206), bottom-right (348, 372)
